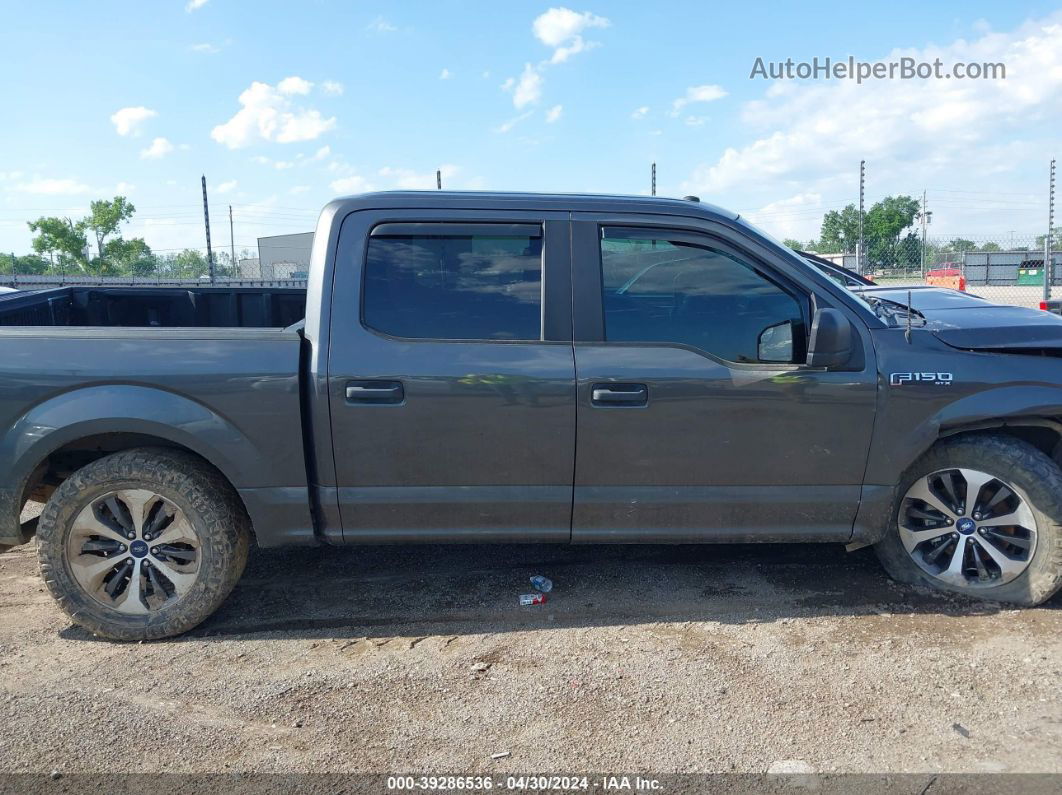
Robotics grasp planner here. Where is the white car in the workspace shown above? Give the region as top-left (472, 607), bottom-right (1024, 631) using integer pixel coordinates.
top-left (0, 286), bottom-right (17, 294)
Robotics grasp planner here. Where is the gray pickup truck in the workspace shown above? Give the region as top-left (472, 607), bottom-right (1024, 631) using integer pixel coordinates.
top-left (3, 191), bottom-right (1062, 640)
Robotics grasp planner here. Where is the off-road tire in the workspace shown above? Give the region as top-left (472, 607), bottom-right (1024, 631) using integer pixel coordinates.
top-left (37, 447), bottom-right (250, 640)
top-left (875, 434), bottom-right (1062, 606)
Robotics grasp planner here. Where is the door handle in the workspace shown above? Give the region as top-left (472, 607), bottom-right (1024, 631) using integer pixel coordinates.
top-left (345, 380), bottom-right (404, 404)
top-left (591, 383), bottom-right (648, 407)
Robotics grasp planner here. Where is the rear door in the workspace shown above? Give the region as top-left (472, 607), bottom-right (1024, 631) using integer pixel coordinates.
top-left (327, 208), bottom-right (575, 542)
top-left (570, 213), bottom-right (878, 542)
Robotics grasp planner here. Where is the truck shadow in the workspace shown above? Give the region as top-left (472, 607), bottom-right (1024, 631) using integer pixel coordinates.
top-left (174, 542), bottom-right (1058, 641)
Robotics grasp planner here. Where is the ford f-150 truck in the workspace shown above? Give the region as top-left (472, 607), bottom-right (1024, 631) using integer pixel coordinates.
top-left (3, 191), bottom-right (1062, 640)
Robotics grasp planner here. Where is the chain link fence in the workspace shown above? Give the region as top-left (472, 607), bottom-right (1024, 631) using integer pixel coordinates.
top-left (811, 234), bottom-right (1060, 308)
top-left (0, 245), bottom-right (310, 289)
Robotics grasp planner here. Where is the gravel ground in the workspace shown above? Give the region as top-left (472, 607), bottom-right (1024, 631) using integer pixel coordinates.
top-left (1, 502), bottom-right (1060, 778)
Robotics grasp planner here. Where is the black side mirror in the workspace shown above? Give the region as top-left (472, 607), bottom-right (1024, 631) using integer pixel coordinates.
top-left (806, 308), bottom-right (853, 368)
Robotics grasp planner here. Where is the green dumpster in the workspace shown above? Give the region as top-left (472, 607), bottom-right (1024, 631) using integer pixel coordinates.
top-left (1017, 267), bottom-right (1044, 285)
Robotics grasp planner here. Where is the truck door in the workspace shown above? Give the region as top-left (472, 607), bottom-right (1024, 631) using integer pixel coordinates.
top-left (327, 209), bottom-right (575, 542)
top-left (569, 214), bottom-right (878, 542)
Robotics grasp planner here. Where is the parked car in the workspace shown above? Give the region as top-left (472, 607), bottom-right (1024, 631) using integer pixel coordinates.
top-left (0, 285), bottom-right (17, 294)
top-left (3, 191), bottom-right (1062, 640)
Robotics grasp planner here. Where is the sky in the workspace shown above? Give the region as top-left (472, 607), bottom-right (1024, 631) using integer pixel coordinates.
top-left (1, 0), bottom-right (1060, 257)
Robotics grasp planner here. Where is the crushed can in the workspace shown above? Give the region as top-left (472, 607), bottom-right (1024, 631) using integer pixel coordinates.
top-left (519, 593), bottom-right (547, 606)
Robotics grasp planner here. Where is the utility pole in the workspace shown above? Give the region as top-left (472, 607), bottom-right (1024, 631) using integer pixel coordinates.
top-left (229, 205), bottom-right (236, 276)
top-left (917, 189), bottom-right (932, 278)
top-left (1046, 158), bottom-right (1056, 306)
top-left (857, 160), bottom-right (865, 275)
top-left (651, 162), bottom-right (656, 197)
top-left (436, 169), bottom-right (442, 190)
top-left (201, 175), bottom-right (215, 284)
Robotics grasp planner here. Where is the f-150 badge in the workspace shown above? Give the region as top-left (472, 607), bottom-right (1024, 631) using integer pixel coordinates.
top-left (890, 372), bottom-right (953, 386)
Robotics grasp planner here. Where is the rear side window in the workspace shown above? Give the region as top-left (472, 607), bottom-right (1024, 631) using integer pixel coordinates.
top-left (600, 230), bottom-right (806, 363)
top-left (363, 224), bottom-right (543, 340)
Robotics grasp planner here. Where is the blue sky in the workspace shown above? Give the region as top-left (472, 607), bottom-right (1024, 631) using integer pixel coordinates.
top-left (1, 1), bottom-right (1060, 255)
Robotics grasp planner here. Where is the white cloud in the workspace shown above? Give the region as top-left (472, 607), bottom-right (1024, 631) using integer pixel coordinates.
top-left (140, 137), bottom-right (175, 159)
top-left (493, 111), bottom-right (533, 133)
top-left (743, 193), bottom-right (824, 240)
top-left (321, 80), bottom-right (344, 95)
top-left (216, 180), bottom-right (238, 194)
top-left (545, 104), bottom-right (563, 123)
top-left (110, 106), bottom-right (157, 137)
top-left (683, 13), bottom-right (1062, 237)
top-left (290, 185), bottom-right (311, 194)
top-left (186, 0), bottom-right (209, 11)
top-left (671, 84), bottom-right (728, 115)
top-left (310, 145), bottom-right (331, 161)
top-left (211, 78), bottom-right (337, 148)
top-left (253, 155), bottom-right (294, 170)
top-left (277, 76), bottom-right (313, 95)
top-left (378, 164), bottom-right (459, 189)
top-left (331, 175), bottom-right (374, 193)
top-left (439, 68), bottom-right (452, 80)
top-left (190, 42), bottom-right (221, 54)
top-left (685, 115), bottom-right (708, 127)
top-left (504, 63), bottom-right (543, 109)
top-left (367, 16), bottom-right (397, 33)
top-left (631, 106), bottom-right (649, 120)
top-left (532, 7), bottom-right (610, 63)
top-left (12, 177), bottom-right (90, 195)
top-left (115, 181), bottom-right (136, 193)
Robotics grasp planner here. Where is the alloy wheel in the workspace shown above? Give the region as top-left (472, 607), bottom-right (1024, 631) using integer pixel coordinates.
top-left (899, 467), bottom-right (1037, 589)
top-left (65, 489), bottom-right (201, 614)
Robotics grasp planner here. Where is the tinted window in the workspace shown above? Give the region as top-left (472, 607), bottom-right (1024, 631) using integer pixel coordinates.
top-left (364, 226), bottom-right (542, 340)
top-left (600, 231), bottom-right (805, 363)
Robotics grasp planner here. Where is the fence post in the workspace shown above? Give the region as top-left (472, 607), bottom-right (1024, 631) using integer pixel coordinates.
top-left (1046, 158), bottom-right (1056, 305)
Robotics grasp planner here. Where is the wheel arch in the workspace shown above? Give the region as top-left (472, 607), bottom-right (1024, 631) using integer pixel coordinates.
top-left (2, 385), bottom-right (261, 547)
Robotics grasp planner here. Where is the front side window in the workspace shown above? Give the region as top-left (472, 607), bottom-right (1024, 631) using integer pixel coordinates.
top-left (364, 224), bottom-right (542, 340)
top-left (600, 230), bottom-right (806, 363)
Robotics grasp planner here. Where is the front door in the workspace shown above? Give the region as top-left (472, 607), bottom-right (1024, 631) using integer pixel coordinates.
top-left (570, 215), bottom-right (878, 542)
top-left (328, 209), bottom-right (575, 542)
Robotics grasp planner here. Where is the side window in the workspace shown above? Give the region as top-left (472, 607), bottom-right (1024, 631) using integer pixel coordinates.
top-left (363, 224), bottom-right (543, 341)
top-left (600, 230), bottom-right (806, 363)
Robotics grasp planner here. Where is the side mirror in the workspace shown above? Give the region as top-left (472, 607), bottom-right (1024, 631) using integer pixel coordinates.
top-left (806, 308), bottom-right (853, 368)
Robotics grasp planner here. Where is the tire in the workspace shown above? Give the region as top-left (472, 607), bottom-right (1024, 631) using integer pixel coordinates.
top-left (37, 447), bottom-right (250, 640)
top-left (875, 434), bottom-right (1062, 606)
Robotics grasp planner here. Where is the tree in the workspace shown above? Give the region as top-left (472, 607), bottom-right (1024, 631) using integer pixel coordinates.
top-left (980, 242), bottom-right (1001, 252)
top-left (1035, 227), bottom-right (1062, 249)
top-left (104, 237), bottom-right (154, 275)
top-left (27, 216), bottom-right (88, 269)
top-left (946, 238), bottom-right (977, 252)
top-left (84, 197), bottom-right (136, 259)
top-left (818, 205), bottom-right (861, 253)
top-left (863, 195), bottom-right (920, 267)
top-left (781, 238), bottom-right (803, 250)
top-left (26, 195), bottom-right (151, 275)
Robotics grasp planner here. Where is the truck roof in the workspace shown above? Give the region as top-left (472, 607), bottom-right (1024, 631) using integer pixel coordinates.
top-left (324, 190), bottom-right (740, 222)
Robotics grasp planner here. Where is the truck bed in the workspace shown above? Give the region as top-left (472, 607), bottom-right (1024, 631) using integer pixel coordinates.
top-left (0, 286), bottom-right (306, 328)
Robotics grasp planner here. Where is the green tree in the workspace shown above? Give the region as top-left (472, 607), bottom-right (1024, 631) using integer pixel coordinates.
top-left (980, 242), bottom-right (1001, 252)
top-left (27, 216), bottom-right (88, 270)
top-left (945, 238), bottom-right (976, 252)
top-left (26, 195), bottom-right (151, 275)
top-left (83, 197), bottom-right (136, 265)
top-left (1035, 227), bottom-right (1062, 249)
top-left (863, 195), bottom-right (920, 267)
top-left (781, 238), bottom-right (803, 250)
top-left (818, 204), bottom-right (861, 253)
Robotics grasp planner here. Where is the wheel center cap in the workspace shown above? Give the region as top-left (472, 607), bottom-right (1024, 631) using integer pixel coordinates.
top-left (957, 518), bottom-right (976, 535)
top-left (129, 540), bottom-right (149, 558)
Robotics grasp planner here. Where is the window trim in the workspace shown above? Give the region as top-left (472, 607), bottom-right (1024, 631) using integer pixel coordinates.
top-left (359, 220), bottom-right (550, 344)
top-left (596, 224), bottom-right (812, 367)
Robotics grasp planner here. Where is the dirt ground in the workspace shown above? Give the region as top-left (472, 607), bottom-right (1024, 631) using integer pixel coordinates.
top-left (1, 503), bottom-right (1060, 778)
